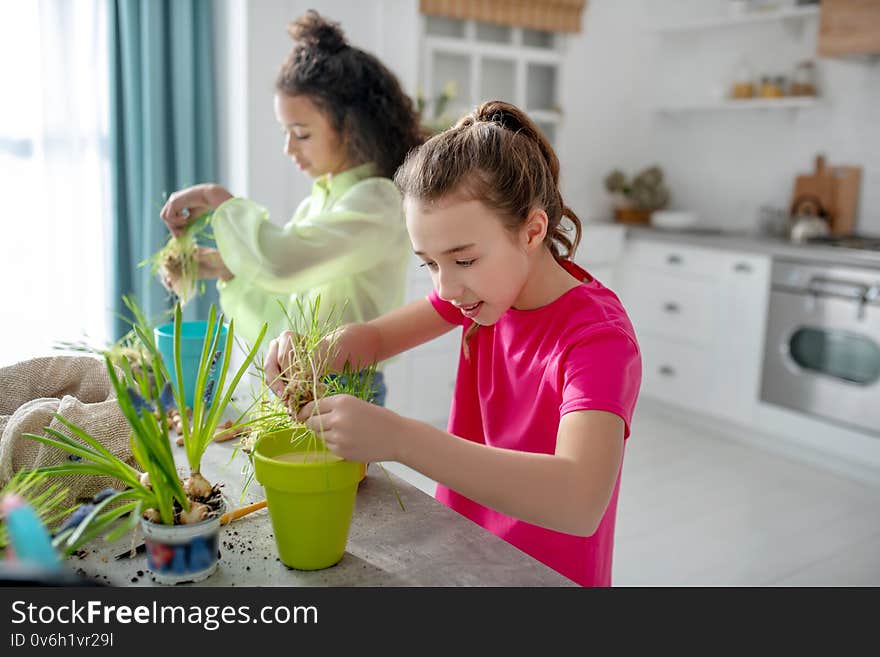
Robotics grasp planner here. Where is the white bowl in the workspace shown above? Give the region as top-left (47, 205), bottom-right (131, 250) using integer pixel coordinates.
top-left (651, 210), bottom-right (698, 230)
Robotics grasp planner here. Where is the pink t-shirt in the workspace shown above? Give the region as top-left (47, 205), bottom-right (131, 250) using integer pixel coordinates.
top-left (428, 260), bottom-right (641, 586)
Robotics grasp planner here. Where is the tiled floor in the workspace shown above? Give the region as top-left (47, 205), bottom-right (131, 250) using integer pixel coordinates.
top-left (613, 400), bottom-right (880, 586)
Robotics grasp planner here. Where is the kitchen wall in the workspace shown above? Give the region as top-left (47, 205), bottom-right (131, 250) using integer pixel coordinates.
top-left (637, 0), bottom-right (880, 234)
top-left (214, 0), bottom-right (879, 234)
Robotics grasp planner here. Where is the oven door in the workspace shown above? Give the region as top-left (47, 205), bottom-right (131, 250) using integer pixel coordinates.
top-left (761, 286), bottom-right (880, 437)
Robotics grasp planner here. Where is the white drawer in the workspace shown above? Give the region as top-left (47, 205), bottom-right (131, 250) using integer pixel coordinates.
top-left (625, 240), bottom-right (720, 278)
top-left (618, 270), bottom-right (715, 345)
top-left (639, 335), bottom-right (711, 412)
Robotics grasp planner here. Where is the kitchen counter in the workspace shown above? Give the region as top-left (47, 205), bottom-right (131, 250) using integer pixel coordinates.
top-left (69, 439), bottom-right (575, 587)
top-left (624, 225), bottom-right (880, 269)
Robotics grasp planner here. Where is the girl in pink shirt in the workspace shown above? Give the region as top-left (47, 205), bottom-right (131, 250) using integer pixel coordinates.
top-left (265, 100), bottom-right (642, 586)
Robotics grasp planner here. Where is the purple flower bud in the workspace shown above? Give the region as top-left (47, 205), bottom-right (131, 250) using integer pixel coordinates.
top-left (202, 378), bottom-right (215, 406)
top-left (208, 350), bottom-right (222, 378)
top-left (157, 381), bottom-right (176, 413)
top-left (56, 503), bottom-right (95, 534)
top-left (92, 488), bottom-right (117, 503)
top-left (126, 386), bottom-right (155, 415)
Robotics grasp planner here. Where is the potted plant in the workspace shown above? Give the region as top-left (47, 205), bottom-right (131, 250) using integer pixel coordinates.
top-left (604, 165), bottom-right (671, 224)
top-left (240, 299), bottom-right (390, 570)
top-left (416, 80), bottom-right (458, 136)
top-left (25, 302), bottom-right (267, 584)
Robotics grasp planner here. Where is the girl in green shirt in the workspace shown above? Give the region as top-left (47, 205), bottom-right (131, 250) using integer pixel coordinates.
top-left (159, 11), bottom-right (424, 404)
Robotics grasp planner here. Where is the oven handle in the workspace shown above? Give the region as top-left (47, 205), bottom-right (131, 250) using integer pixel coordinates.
top-left (807, 276), bottom-right (879, 303)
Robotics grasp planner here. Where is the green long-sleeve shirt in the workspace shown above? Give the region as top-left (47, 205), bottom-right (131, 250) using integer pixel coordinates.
top-left (212, 163), bottom-right (410, 348)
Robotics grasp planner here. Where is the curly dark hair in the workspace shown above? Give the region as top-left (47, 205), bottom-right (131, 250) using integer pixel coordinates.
top-left (276, 10), bottom-right (425, 178)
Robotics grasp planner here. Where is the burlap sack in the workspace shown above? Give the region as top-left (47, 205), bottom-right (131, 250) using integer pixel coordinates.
top-left (0, 355), bottom-right (136, 504)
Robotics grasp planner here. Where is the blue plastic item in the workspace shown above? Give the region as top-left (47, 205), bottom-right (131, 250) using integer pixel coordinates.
top-left (3, 500), bottom-right (61, 571)
top-left (154, 320), bottom-right (228, 408)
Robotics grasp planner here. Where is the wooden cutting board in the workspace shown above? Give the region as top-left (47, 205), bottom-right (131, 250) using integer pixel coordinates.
top-left (791, 155), bottom-right (862, 235)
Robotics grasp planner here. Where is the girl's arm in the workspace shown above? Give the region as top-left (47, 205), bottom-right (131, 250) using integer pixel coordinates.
top-left (333, 298), bottom-right (457, 367)
top-left (211, 180), bottom-right (403, 295)
top-left (398, 409), bottom-right (624, 537)
top-left (310, 404), bottom-right (624, 537)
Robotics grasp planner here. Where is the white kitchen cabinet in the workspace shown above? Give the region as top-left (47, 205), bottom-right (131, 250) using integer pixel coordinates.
top-left (712, 251), bottom-right (771, 425)
top-left (638, 334), bottom-right (713, 412)
top-left (573, 221), bottom-right (627, 289)
top-left (615, 239), bottom-right (771, 424)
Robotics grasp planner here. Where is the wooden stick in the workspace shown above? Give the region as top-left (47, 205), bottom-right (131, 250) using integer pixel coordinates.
top-left (219, 499), bottom-right (267, 526)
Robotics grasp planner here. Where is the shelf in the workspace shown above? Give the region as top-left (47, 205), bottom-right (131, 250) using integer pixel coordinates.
top-left (655, 97), bottom-right (821, 113)
top-left (652, 5), bottom-right (819, 33)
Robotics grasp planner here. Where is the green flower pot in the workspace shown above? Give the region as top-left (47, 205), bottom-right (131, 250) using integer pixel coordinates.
top-left (253, 428), bottom-right (362, 570)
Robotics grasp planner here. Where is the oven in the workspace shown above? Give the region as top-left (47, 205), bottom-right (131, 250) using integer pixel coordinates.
top-left (761, 258), bottom-right (880, 437)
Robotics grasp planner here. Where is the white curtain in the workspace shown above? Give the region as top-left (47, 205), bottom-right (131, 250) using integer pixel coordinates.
top-left (0, 0), bottom-right (110, 367)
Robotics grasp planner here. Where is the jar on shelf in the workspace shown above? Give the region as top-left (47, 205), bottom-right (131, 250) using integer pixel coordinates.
top-left (759, 75), bottom-right (785, 98)
top-left (729, 59), bottom-right (755, 99)
top-left (790, 60), bottom-right (817, 96)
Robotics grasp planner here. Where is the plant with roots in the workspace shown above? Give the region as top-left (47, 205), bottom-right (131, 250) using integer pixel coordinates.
top-left (234, 298), bottom-right (403, 509)
top-left (236, 298), bottom-right (377, 472)
top-left (147, 211), bottom-right (214, 307)
top-left (25, 302), bottom-right (267, 553)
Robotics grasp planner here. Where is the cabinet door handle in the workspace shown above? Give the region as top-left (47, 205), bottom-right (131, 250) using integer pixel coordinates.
top-left (666, 254), bottom-right (683, 265)
top-left (733, 262), bottom-right (752, 273)
top-left (662, 301), bottom-right (680, 314)
top-left (659, 365), bottom-right (676, 377)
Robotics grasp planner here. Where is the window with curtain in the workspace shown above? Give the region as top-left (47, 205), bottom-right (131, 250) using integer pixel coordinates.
top-left (0, 0), bottom-right (110, 367)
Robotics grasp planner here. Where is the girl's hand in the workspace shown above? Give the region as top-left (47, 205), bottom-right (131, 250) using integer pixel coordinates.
top-left (160, 184), bottom-right (232, 237)
top-left (264, 325), bottom-right (376, 398)
top-left (265, 330), bottom-right (297, 398)
top-left (194, 246), bottom-right (233, 282)
top-left (264, 330), bottom-right (329, 398)
top-left (297, 394), bottom-right (405, 463)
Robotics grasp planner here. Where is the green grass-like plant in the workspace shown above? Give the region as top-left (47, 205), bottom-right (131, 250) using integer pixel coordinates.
top-left (0, 471), bottom-right (78, 553)
top-left (236, 298), bottom-right (403, 510)
top-left (54, 294), bottom-right (169, 378)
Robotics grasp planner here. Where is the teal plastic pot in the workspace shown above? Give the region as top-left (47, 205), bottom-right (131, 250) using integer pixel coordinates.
top-left (253, 428), bottom-right (362, 570)
top-left (154, 320), bottom-right (227, 408)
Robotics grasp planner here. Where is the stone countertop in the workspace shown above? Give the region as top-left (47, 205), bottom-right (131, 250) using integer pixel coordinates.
top-left (71, 439), bottom-right (575, 587)
top-left (624, 225), bottom-right (880, 269)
